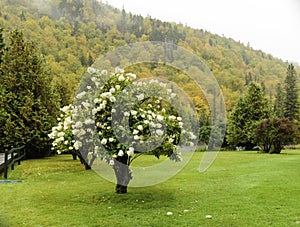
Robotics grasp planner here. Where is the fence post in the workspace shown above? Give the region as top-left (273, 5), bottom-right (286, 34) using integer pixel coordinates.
top-left (18, 148), bottom-right (21, 165)
top-left (4, 149), bottom-right (8, 179)
top-left (11, 149), bottom-right (14, 170)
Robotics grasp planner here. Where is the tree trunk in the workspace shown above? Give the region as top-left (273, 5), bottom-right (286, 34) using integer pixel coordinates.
top-left (77, 152), bottom-right (92, 170)
top-left (88, 155), bottom-right (97, 169)
top-left (270, 144), bottom-right (283, 154)
top-left (113, 156), bottom-right (132, 194)
top-left (72, 152), bottom-right (77, 160)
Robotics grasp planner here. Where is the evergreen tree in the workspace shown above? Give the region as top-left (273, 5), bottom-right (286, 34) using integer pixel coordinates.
top-left (0, 26), bottom-right (6, 65)
top-left (274, 83), bottom-right (285, 118)
top-left (117, 8), bottom-right (127, 35)
top-left (198, 108), bottom-right (210, 146)
top-left (245, 72), bottom-right (253, 86)
top-left (284, 63), bottom-right (299, 121)
top-left (88, 52), bottom-right (94, 66)
top-left (260, 81), bottom-right (266, 95)
top-left (226, 83), bottom-right (270, 149)
top-left (0, 29), bottom-right (59, 157)
top-left (0, 27), bottom-right (7, 150)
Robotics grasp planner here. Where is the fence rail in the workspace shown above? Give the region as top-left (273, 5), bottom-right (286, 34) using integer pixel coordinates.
top-left (4, 145), bottom-right (26, 179)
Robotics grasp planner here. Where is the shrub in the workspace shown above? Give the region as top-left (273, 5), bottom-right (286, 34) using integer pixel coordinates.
top-left (254, 118), bottom-right (300, 154)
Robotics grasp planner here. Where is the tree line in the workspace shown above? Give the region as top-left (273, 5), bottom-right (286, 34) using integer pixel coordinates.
top-left (226, 64), bottom-right (300, 153)
top-left (1, 26), bottom-right (298, 159)
top-left (0, 0), bottom-right (299, 158)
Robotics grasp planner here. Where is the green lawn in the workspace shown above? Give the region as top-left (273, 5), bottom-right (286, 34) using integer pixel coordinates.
top-left (1, 150), bottom-right (300, 226)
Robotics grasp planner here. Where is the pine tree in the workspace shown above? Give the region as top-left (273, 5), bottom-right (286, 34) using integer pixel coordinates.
top-left (284, 64), bottom-right (299, 121)
top-left (226, 83), bottom-right (270, 149)
top-left (0, 29), bottom-right (59, 157)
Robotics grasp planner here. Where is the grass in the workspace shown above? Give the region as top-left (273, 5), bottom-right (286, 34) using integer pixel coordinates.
top-left (1, 150), bottom-right (300, 226)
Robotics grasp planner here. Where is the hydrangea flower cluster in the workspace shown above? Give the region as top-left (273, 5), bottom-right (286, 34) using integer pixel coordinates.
top-left (48, 104), bottom-right (76, 156)
top-left (91, 69), bottom-right (196, 164)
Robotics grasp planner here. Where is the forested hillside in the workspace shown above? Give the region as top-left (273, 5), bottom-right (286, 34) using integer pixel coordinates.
top-left (0, 0), bottom-right (298, 110)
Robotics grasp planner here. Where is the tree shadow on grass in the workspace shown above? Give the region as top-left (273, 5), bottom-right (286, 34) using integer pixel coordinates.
top-left (0, 217), bottom-right (9, 227)
top-left (51, 154), bottom-right (76, 162)
top-left (91, 187), bottom-right (176, 208)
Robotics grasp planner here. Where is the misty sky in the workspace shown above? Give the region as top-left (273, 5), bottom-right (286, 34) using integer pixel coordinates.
top-left (104, 0), bottom-right (300, 64)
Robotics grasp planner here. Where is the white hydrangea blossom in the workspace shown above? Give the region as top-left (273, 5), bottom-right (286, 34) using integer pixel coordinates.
top-left (127, 147), bottom-right (135, 156)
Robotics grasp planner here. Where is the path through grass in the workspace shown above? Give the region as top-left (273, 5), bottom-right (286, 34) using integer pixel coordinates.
top-left (1, 150), bottom-right (300, 226)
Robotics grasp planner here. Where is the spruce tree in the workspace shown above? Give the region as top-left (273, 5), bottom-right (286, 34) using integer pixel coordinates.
top-left (226, 83), bottom-right (270, 149)
top-left (0, 29), bottom-right (59, 157)
top-left (284, 64), bottom-right (299, 121)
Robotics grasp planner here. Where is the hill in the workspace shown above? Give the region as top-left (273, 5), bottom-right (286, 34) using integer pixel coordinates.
top-left (0, 0), bottom-right (297, 110)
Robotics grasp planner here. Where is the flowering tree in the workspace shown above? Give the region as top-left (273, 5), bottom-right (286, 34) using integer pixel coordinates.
top-left (50, 68), bottom-right (198, 193)
top-left (48, 105), bottom-right (77, 158)
top-left (48, 104), bottom-right (97, 169)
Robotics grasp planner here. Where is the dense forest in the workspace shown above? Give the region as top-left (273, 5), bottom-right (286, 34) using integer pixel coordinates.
top-left (0, 0), bottom-right (298, 111)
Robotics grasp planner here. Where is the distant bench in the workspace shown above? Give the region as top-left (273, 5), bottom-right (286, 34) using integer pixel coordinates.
top-left (4, 145), bottom-right (26, 179)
